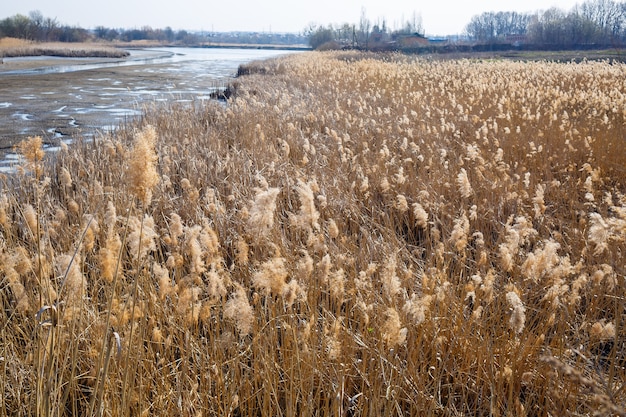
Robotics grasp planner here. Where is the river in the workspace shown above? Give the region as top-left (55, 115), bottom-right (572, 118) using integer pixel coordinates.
top-left (0, 47), bottom-right (298, 173)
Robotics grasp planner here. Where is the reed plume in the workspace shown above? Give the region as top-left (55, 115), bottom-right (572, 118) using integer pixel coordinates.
top-left (126, 125), bottom-right (160, 206)
top-left (246, 187), bottom-right (280, 242)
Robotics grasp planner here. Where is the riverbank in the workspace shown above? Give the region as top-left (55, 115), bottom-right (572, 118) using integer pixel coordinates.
top-left (0, 47), bottom-right (297, 167)
top-left (0, 47), bottom-right (173, 73)
top-left (0, 37), bottom-right (129, 59)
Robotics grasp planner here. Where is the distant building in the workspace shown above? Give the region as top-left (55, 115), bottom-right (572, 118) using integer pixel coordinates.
top-left (427, 36), bottom-right (449, 44)
top-left (395, 33), bottom-right (430, 48)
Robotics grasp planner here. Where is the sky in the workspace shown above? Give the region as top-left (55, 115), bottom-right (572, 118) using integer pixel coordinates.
top-left (1, 0), bottom-right (585, 36)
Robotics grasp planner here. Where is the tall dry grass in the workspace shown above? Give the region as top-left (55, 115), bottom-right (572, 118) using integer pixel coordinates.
top-left (1, 51), bottom-right (625, 416)
top-left (0, 37), bottom-right (128, 58)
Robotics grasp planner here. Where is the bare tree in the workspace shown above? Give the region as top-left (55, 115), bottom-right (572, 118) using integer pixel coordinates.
top-left (358, 7), bottom-right (371, 50)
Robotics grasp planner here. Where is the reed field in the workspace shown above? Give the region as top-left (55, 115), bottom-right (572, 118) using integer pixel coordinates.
top-left (0, 37), bottom-right (128, 58)
top-left (1, 51), bottom-right (626, 416)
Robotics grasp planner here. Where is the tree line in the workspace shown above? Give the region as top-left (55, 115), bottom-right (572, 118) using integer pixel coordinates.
top-left (308, 0), bottom-right (626, 50)
top-left (466, 0), bottom-right (626, 47)
top-left (0, 11), bottom-right (92, 42)
top-left (0, 10), bottom-right (203, 44)
top-left (306, 9), bottom-right (424, 50)
top-left (0, 11), bottom-right (310, 46)
top-left (3, 1), bottom-right (626, 50)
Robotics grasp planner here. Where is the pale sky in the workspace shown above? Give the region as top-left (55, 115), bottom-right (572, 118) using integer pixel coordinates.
top-left (1, 0), bottom-right (584, 36)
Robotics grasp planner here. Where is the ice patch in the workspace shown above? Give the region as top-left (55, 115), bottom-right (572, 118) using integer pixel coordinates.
top-left (12, 112), bottom-right (33, 121)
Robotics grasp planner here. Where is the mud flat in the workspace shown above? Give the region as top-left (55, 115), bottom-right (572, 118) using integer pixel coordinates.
top-left (0, 48), bottom-right (283, 166)
top-left (0, 50), bottom-right (177, 154)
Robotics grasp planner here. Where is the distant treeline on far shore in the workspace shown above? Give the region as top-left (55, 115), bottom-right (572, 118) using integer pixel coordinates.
top-left (0, 10), bottom-right (308, 46)
top-left (3, 0), bottom-right (626, 53)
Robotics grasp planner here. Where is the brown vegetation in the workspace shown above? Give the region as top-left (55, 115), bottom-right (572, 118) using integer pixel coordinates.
top-left (0, 37), bottom-right (129, 58)
top-left (1, 51), bottom-right (625, 416)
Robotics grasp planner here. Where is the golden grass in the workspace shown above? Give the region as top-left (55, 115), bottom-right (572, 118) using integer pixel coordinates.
top-left (1, 51), bottom-right (625, 416)
top-left (0, 37), bottom-right (32, 48)
top-left (0, 37), bottom-right (129, 58)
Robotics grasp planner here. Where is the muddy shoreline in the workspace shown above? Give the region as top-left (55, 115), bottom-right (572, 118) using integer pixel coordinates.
top-left (0, 47), bottom-right (297, 169)
top-left (0, 50), bottom-right (221, 159)
top-left (0, 49), bottom-right (171, 73)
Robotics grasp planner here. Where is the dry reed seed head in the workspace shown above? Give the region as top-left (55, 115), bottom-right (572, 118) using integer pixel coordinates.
top-left (23, 204), bottom-right (38, 238)
top-left (12, 246), bottom-right (33, 276)
top-left (175, 277), bottom-right (202, 326)
top-left (234, 237), bottom-right (250, 267)
top-left (278, 139), bottom-right (290, 158)
top-left (103, 200), bottom-right (117, 230)
top-left (591, 264), bottom-right (617, 291)
top-left (327, 218), bottom-right (339, 239)
top-left (588, 212), bottom-right (610, 255)
top-left (382, 255), bottom-right (403, 301)
top-left (567, 273), bottom-right (588, 307)
top-left (59, 167), bottom-right (73, 188)
top-left (201, 223), bottom-right (221, 261)
top-left (295, 250), bottom-right (314, 281)
top-left (16, 136), bottom-right (45, 178)
top-left (521, 239), bottom-right (562, 282)
top-left (450, 212), bottom-right (470, 252)
top-left (393, 166), bottom-right (406, 185)
top-left (0, 193), bottom-right (9, 228)
top-left (167, 212), bottom-right (184, 247)
top-left (127, 214), bottom-right (158, 262)
top-left (151, 326), bottom-right (163, 345)
top-left (412, 203), bottom-right (428, 228)
top-left (324, 316), bottom-right (345, 360)
top-left (289, 180), bottom-right (321, 234)
top-left (127, 125), bottom-right (160, 206)
top-left (246, 187), bottom-right (280, 242)
top-left (204, 268), bottom-right (228, 305)
top-left (153, 261), bottom-right (174, 300)
top-left (327, 268), bottom-right (346, 303)
top-left (589, 321), bottom-right (615, 341)
top-left (403, 293), bottom-right (432, 325)
top-left (81, 215), bottom-right (100, 253)
top-left (181, 178), bottom-right (200, 202)
top-left (252, 256), bottom-right (288, 296)
top-left (57, 253), bottom-right (87, 320)
top-left (457, 168), bottom-right (473, 198)
top-left (395, 194), bottom-right (409, 212)
top-left (185, 226), bottom-right (205, 273)
top-left (99, 231), bottom-right (121, 284)
top-left (469, 204), bottom-right (478, 222)
top-left (499, 245), bottom-right (514, 273)
top-left (506, 291), bottom-right (526, 334)
top-left (532, 184), bottom-right (546, 218)
top-left (282, 278), bottom-right (307, 308)
top-left (379, 177), bottom-right (391, 192)
top-left (382, 307), bottom-right (408, 348)
top-left (4, 265), bottom-right (30, 314)
top-left (204, 188), bottom-right (225, 215)
top-left (67, 199), bottom-right (80, 216)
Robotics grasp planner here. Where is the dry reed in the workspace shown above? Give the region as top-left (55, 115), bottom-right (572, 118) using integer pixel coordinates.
top-left (1, 51), bottom-right (625, 416)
